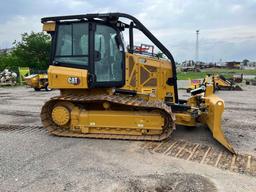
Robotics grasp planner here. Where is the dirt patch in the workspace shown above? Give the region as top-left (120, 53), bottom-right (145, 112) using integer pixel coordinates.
top-left (112, 173), bottom-right (217, 192)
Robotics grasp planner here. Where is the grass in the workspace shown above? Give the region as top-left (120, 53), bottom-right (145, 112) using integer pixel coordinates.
top-left (177, 68), bottom-right (256, 80)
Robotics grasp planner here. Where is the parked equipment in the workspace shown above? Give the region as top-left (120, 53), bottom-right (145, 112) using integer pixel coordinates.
top-left (0, 69), bottom-right (17, 86)
top-left (214, 75), bottom-right (242, 91)
top-left (24, 73), bottom-right (51, 91)
top-left (18, 67), bottom-right (30, 85)
top-left (41, 13), bottom-right (234, 153)
top-left (187, 74), bottom-right (242, 93)
top-left (246, 79), bottom-right (256, 86)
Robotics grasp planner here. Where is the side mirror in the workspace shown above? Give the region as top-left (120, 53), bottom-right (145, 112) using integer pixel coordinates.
top-left (114, 34), bottom-right (122, 49)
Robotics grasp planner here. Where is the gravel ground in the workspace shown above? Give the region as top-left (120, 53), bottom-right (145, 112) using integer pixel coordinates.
top-left (0, 86), bottom-right (255, 192)
top-left (216, 85), bottom-right (256, 155)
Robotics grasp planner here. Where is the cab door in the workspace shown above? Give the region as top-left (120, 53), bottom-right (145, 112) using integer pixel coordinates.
top-left (89, 23), bottom-right (125, 88)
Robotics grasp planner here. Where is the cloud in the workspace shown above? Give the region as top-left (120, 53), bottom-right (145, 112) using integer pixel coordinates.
top-left (0, 0), bottom-right (256, 62)
top-left (0, 15), bottom-right (41, 48)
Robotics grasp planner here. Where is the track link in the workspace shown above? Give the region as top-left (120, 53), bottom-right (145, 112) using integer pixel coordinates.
top-left (40, 94), bottom-right (175, 141)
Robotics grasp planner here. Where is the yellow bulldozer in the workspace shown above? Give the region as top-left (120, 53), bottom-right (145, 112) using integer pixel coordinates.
top-left (187, 74), bottom-right (242, 93)
top-left (24, 73), bottom-right (51, 91)
top-left (40, 13), bottom-right (234, 153)
top-left (213, 74), bottom-right (242, 91)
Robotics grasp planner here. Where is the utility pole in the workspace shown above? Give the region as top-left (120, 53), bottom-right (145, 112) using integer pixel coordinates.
top-left (195, 30), bottom-right (199, 64)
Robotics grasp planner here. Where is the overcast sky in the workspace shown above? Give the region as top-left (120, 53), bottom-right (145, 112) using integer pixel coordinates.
top-left (0, 0), bottom-right (256, 62)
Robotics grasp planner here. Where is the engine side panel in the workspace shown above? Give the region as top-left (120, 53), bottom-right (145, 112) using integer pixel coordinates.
top-left (48, 66), bottom-right (88, 89)
top-left (122, 53), bottom-right (176, 102)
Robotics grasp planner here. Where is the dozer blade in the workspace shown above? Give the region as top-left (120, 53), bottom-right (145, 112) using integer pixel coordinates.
top-left (202, 94), bottom-right (235, 153)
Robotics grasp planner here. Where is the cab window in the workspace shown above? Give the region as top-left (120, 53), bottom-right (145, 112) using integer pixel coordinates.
top-left (55, 23), bottom-right (89, 66)
top-left (94, 24), bottom-right (123, 82)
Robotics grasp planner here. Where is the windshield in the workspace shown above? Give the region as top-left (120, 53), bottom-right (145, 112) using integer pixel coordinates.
top-left (54, 23), bottom-right (89, 66)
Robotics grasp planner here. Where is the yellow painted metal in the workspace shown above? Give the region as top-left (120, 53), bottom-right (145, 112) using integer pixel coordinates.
top-left (45, 53), bottom-right (234, 151)
top-left (42, 20), bottom-right (234, 152)
top-left (60, 88), bottom-right (113, 97)
top-left (24, 75), bottom-right (40, 88)
top-left (47, 53), bottom-right (175, 101)
top-left (201, 88), bottom-right (235, 153)
top-left (18, 67), bottom-right (30, 85)
top-left (52, 106), bottom-right (70, 126)
top-left (205, 85), bottom-right (214, 97)
top-left (48, 66), bottom-right (88, 89)
top-left (175, 113), bottom-right (196, 126)
top-left (70, 108), bottom-right (164, 135)
top-left (188, 74), bottom-right (236, 91)
top-left (43, 22), bottom-right (56, 32)
top-left (123, 53), bottom-right (175, 102)
top-left (24, 74), bottom-right (48, 89)
top-left (214, 76), bottom-right (231, 88)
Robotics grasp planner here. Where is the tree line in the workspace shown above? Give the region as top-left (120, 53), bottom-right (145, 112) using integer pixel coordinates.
top-left (0, 32), bottom-right (51, 72)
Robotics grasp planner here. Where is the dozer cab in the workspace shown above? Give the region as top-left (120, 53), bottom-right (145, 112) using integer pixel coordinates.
top-left (41, 13), bottom-right (234, 153)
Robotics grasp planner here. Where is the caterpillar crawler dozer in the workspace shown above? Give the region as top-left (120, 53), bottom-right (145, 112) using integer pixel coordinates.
top-left (41, 13), bottom-right (234, 153)
top-left (213, 75), bottom-right (242, 91)
top-left (24, 73), bottom-right (51, 91)
top-left (187, 74), bottom-right (242, 93)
